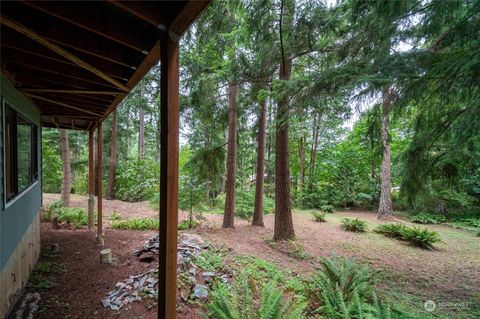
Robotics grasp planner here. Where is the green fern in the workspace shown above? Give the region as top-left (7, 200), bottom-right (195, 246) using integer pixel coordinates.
top-left (400, 226), bottom-right (442, 250)
top-left (308, 257), bottom-right (394, 319)
top-left (374, 223), bottom-right (407, 239)
top-left (340, 218), bottom-right (368, 232)
top-left (206, 272), bottom-right (306, 319)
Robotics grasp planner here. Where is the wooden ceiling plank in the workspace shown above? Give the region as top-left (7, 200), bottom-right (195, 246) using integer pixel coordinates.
top-left (5, 59), bottom-right (123, 89)
top-left (35, 95), bottom-right (111, 110)
top-left (2, 44), bottom-right (130, 81)
top-left (25, 93), bottom-right (103, 117)
top-left (1, 15), bottom-right (130, 92)
top-left (22, 1), bottom-right (155, 53)
top-left (22, 89), bottom-right (123, 95)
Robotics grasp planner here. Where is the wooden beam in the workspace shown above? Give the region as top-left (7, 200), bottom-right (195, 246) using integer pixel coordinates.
top-left (1, 7), bottom-right (140, 68)
top-left (0, 15), bottom-right (130, 92)
top-left (2, 45), bottom-right (131, 81)
top-left (97, 122), bottom-right (103, 243)
top-left (22, 1), bottom-right (156, 53)
top-left (50, 117), bottom-right (59, 129)
top-left (24, 94), bottom-right (103, 117)
top-left (96, 42), bottom-right (160, 125)
top-left (22, 89), bottom-right (123, 95)
top-left (5, 60), bottom-right (123, 89)
top-left (88, 130), bottom-right (95, 229)
top-left (42, 115), bottom-right (98, 120)
top-left (107, 0), bottom-right (166, 29)
top-left (159, 35), bottom-right (180, 319)
top-left (170, 1), bottom-right (211, 37)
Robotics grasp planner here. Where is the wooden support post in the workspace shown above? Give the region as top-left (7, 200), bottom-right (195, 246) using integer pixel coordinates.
top-left (88, 130), bottom-right (94, 229)
top-left (97, 122), bottom-right (104, 245)
top-left (158, 35), bottom-right (179, 319)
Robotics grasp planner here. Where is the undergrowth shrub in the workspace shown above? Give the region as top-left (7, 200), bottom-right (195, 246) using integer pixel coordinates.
top-left (311, 211), bottom-right (327, 222)
top-left (177, 219), bottom-right (200, 230)
top-left (307, 257), bottom-right (391, 319)
top-left (410, 212), bottom-right (446, 224)
top-left (374, 223), bottom-right (407, 239)
top-left (115, 159), bottom-right (159, 202)
top-left (214, 191), bottom-right (275, 220)
top-left (43, 201), bottom-right (89, 227)
top-left (375, 223), bottom-right (442, 250)
top-left (340, 218), bottom-right (367, 233)
top-left (110, 217), bottom-right (159, 230)
top-left (400, 226), bottom-right (442, 250)
top-left (321, 205), bottom-right (334, 214)
top-left (206, 273), bottom-right (306, 319)
top-left (193, 248), bottom-right (225, 272)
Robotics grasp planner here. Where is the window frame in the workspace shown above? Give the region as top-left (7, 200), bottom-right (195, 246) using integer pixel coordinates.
top-left (3, 98), bottom-right (39, 207)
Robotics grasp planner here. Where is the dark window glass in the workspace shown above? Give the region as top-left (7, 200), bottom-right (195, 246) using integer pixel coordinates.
top-left (4, 103), bottom-right (38, 202)
top-left (17, 116), bottom-right (33, 191)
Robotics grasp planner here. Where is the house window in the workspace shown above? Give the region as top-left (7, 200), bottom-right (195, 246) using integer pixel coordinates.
top-left (4, 102), bottom-right (38, 202)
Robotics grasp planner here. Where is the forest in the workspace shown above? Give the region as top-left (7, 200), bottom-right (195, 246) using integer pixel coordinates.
top-left (36, 0), bottom-right (479, 318)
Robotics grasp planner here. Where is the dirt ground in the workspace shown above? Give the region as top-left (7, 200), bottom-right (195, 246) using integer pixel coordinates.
top-left (29, 194), bottom-right (480, 318)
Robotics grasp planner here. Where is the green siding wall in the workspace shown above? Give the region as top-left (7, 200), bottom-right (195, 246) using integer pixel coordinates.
top-left (0, 74), bottom-right (42, 270)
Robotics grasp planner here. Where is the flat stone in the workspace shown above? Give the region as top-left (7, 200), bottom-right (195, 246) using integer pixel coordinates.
top-left (193, 284), bottom-right (208, 299)
top-left (101, 298), bottom-right (110, 307)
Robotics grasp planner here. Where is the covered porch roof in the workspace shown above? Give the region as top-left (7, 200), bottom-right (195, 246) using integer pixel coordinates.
top-left (1, 0), bottom-right (209, 130)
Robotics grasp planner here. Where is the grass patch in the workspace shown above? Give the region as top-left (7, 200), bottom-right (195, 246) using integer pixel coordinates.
top-left (178, 219), bottom-right (200, 230)
top-left (110, 217), bottom-right (159, 230)
top-left (28, 247), bottom-right (65, 292)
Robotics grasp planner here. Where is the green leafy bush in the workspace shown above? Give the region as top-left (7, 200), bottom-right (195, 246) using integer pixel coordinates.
top-left (374, 223), bottom-right (407, 239)
top-left (57, 207), bottom-right (88, 227)
top-left (340, 218), bottom-right (367, 233)
top-left (321, 205), bottom-right (334, 214)
top-left (400, 226), bottom-right (442, 250)
top-left (110, 217), bottom-right (159, 230)
top-left (115, 159), bottom-right (159, 202)
top-left (206, 273), bottom-right (306, 319)
top-left (43, 201), bottom-right (89, 227)
top-left (410, 212), bottom-right (446, 224)
top-left (311, 211), bottom-right (327, 222)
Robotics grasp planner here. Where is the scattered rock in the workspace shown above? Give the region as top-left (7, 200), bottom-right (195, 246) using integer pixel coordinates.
top-left (193, 284), bottom-right (208, 299)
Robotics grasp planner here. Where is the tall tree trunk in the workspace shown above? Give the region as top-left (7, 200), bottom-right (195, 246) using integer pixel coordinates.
top-left (378, 87), bottom-right (394, 219)
top-left (298, 134), bottom-right (306, 207)
top-left (60, 129), bottom-right (71, 206)
top-left (274, 0), bottom-right (295, 241)
top-left (138, 81), bottom-right (145, 160)
top-left (274, 58), bottom-right (295, 241)
top-left (107, 111), bottom-right (117, 199)
top-left (308, 113), bottom-right (319, 192)
top-left (252, 98), bottom-right (267, 227)
top-left (266, 100), bottom-right (273, 187)
top-left (219, 128), bottom-right (228, 195)
top-left (222, 83), bottom-right (238, 228)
